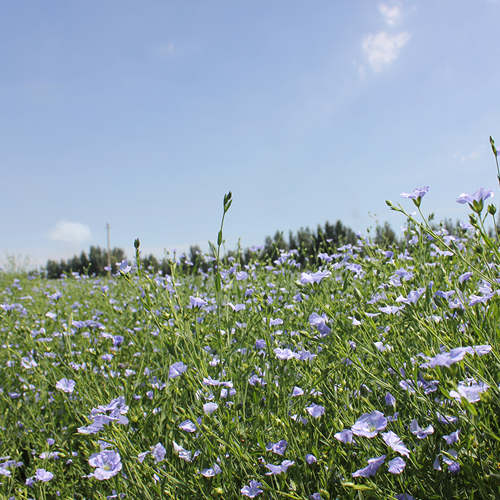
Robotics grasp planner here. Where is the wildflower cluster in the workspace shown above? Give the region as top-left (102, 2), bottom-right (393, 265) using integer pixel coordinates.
top-left (0, 183), bottom-right (497, 499)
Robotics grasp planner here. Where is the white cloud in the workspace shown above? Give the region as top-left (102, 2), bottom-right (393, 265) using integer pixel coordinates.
top-left (49, 220), bottom-right (91, 244)
top-left (379, 3), bottom-right (401, 26)
top-left (362, 31), bottom-right (410, 72)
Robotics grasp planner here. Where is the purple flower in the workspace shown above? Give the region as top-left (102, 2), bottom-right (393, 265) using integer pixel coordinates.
top-left (379, 305), bottom-right (404, 315)
top-left (449, 379), bottom-right (489, 403)
top-left (265, 460), bottom-right (295, 475)
top-left (199, 463), bottom-right (222, 477)
top-left (305, 453), bottom-right (317, 464)
top-left (78, 397), bottom-right (129, 434)
top-left (436, 412), bottom-right (458, 425)
top-left (396, 288), bottom-right (425, 305)
top-left (266, 439), bottom-right (288, 456)
top-left (274, 348), bottom-right (297, 360)
top-left (410, 419), bottom-right (434, 439)
top-left (168, 361), bottom-right (187, 379)
top-left (292, 386), bottom-right (304, 397)
top-left (351, 411), bottom-right (387, 438)
top-left (385, 392), bottom-right (396, 407)
top-left (472, 345), bottom-right (492, 356)
top-left (468, 293), bottom-right (495, 306)
top-left (426, 347), bottom-right (469, 368)
top-left (118, 260), bottom-right (131, 273)
top-left (255, 339), bottom-right (266, 350)
top-left (190, 296), bottom-right (207, 308)
top-left (172, 441), bottom-right (196, 462)
top-left (248, 374), bottom-right (266, 386)
top-left (352, 455), bottom-right (386, 478)
top-left (306, 403), bottom-right (325, 418)
top-left (387, 457), bottom-right (406, 474)
top-left (401, 186), bottom-right (430, 200)
top-left (88, 450), bottom-right (122, 480)
top-left (300, 270), bottom-right (331, 285)
top-left (456, 188), bottom-right (494, 205)
top-left (56, 378), bottom-right (76, 394)
top-left (458, 272), bottom-right (473, 284)
top-left (442, 449), bottom-right (460, 474)
top-left (179, 419), bottom-right (197, 432)
top-left (382, 431), bottom-right (410, 457)
top-left (227, 302), bottom-right (246, 311)
top-left (308, 313), bottom-right (331, 336)
top-left (152, 443), bottom-right (166, 463)
top-left (374, 341), bottom-right (392, 352)
top-left (35, 468), bottom-right (54, 482)
top-left (203, 402), bottom-right (218, 415)
top-left (334, 429), bottom-right (354, 444)
top-left (235, 271), bottom-right (249, 281)
top-left (443, 430), bottom-right (460, 445)
top-left (269, 318), bottom-right (283, 326)
top-left (241, 480), bottom-right (263, 498)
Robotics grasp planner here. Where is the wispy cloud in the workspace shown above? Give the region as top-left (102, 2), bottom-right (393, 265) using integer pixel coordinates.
top-left (362, 31), bottom-right (410, 72)
top-left (379, 3), bottom-right (402, 26)
top-left (49, 220), bottom-right (91, 244)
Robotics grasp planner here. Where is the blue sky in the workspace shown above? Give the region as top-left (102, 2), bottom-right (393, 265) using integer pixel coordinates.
top-left (1, 0), bottom-right (499, 268)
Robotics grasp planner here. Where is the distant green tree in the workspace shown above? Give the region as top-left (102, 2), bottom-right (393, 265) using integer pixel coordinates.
top-left (374, 222), bottom-right (397, 246)
top-left (46, 260), bottom-right (61, 279)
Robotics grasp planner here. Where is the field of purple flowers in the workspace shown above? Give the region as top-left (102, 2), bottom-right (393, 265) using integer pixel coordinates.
top-left (0, 186), bottom-right (498, 499)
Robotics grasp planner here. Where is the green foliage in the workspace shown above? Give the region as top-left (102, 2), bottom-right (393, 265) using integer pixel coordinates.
top-left (1, 201), bottom-right (498, 498)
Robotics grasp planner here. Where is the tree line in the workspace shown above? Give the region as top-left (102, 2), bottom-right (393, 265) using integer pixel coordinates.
top-left (45, 217), bottom-right (476, 279)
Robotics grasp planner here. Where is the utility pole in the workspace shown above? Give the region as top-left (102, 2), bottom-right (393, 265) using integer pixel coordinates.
top-left (106, 222), bottom-right (111, 278)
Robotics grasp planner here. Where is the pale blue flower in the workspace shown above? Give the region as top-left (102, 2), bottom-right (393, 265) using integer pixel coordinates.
top-left (168, 361), bottom-right (187, 379)
top-left (334, 429), bottom-right (353, 444)
top-left (382, 431), bottom-right (410, 457)
top-left (152, 443), bottom-right (166, 463)
top-left (200, 463), bottom-right (222, 477)
top-left (456, 188), bottom-right (494, 204)
top-left (387, 457), bottom-right (406, 474)
top-left (265, 460), bottom-right (295, 475)
top-left (88, 450), bottom-right (122, 480)
top-left (450, 379), bottom-right (489, 403)
top-left (401, 186), bottom-right (430, 200)
top-left (274, 348), bottom-right (297, 360)
top-left (385, 392), bottom-right (396, 407)
top-left (266, 439), bottom-right (288, 456)
top-left (410, 419), bottom-right (434, 439)
top-left (352, 455), bottom-right (386, 478)
top-left (35, 468), bottom-right (54, 482)
top-left (443, 430), bottom-right (460, 445)
top-left (241, 480), bottom-right (263, 498)
top-left (306, 404), bottom-right (325, 418)
top-left (203, 402), bottom-right (218, 415)
top-left (173, 441), bottom-right (197, 462)
top-left (300, 270), bottom-right (331, 285)
top-left (352, 411), bottom-right (387, 438)
top-left (179, 419), bottom-right (197, 432)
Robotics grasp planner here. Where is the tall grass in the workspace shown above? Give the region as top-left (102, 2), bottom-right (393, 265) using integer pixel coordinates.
top-left (0, 181), bottom-right (498, 498)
